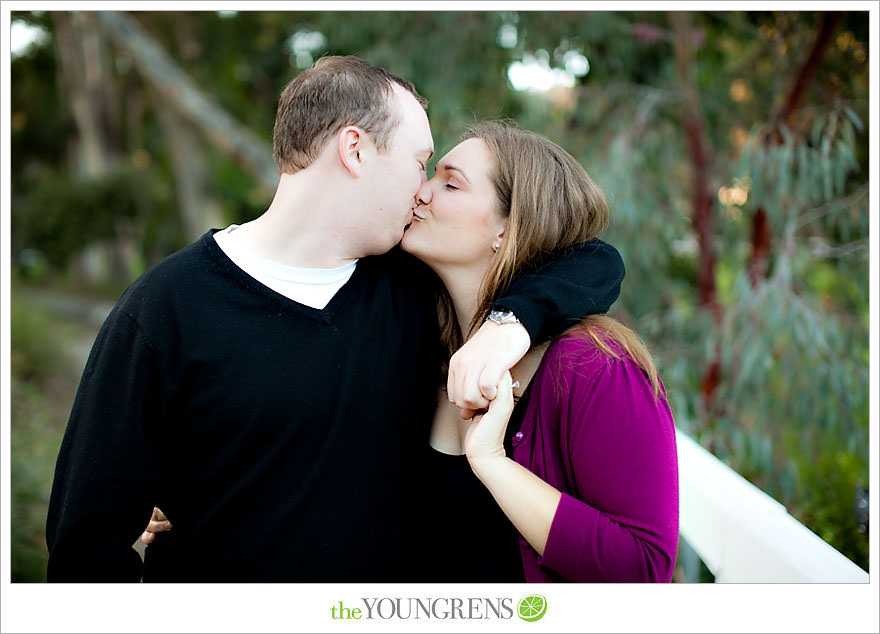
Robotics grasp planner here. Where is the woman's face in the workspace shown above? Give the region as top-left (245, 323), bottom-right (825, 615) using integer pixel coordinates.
top-left (401, 138), bottom-right (506, 271)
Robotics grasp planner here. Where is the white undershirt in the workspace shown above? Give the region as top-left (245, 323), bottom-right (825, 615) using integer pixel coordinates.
top-left (213, 224), bottom-right (357, 309)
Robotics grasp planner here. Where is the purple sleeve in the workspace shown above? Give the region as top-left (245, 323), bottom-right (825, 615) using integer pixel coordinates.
top-left (533, 342), bottom-right (679, 582)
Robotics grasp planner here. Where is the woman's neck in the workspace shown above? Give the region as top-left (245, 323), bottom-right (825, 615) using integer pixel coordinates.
top-left (434, 261), bottom-right (549, 397)
top-left (434, 264), bottom-right (487, 337)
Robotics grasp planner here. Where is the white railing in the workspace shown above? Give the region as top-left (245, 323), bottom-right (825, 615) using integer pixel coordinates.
top-left (676, 429), bottom-right (869, 583)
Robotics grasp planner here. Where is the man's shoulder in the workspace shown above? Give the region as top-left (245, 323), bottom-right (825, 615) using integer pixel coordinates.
top-left (150, 231), bottom-right (216, 273)
top-left (115, 232), bottom-right (215, 306)
top-left (362, 248), bottom-right (438, 287)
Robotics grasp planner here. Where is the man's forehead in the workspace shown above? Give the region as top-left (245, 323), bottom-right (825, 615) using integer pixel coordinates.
top-left (388, 84), bottom-right (433, 151)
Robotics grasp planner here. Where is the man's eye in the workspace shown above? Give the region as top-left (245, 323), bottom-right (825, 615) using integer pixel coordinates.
top-left (445, 184), bottom-right (459, 191)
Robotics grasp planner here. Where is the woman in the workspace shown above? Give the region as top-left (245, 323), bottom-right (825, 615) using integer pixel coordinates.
top-left (401, 121), bottom-right (679, 582)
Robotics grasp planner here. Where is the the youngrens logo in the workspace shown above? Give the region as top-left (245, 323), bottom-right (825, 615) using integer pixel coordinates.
top-left (329, 595), bottom-right (547, 622)
top-left (517, 594), bottom-right (548, 622)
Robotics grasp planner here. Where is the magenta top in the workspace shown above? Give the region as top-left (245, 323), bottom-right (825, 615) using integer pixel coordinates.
top-left (511, 332), bottom-right (680, 582)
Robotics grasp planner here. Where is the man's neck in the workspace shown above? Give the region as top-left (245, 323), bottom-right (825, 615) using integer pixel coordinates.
top-left (229, 172), bottom-right (361, 269)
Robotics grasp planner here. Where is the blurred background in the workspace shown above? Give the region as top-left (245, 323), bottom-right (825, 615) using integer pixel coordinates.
top-left (8, 9), bottom-right (870, 582)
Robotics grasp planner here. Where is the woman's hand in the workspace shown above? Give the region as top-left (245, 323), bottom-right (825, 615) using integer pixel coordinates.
top-left (139, 506), bottom-right (172, 545)
top-left (464, 371), bottom-right (516, 463)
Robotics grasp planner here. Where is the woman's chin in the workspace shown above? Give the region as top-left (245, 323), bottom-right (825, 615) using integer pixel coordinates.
top-left (400, 230), bottom-right (418, 255)
top-left (400, 234), bottom-right (437, 269)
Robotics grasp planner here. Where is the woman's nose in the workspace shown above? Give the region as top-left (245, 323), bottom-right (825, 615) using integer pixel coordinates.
top-left (415, 182), bottom-right (432, 206)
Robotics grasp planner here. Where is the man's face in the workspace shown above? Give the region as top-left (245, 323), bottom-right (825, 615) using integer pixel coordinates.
top-left (363, 86), bottom-right (434, 253)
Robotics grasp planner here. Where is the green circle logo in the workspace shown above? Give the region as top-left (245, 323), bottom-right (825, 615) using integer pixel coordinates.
top-left (517, 594), bottom-right (547, 622)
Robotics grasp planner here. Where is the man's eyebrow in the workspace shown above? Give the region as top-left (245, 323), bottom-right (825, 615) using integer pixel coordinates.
top-left (436, 163), bottom-right (471, 184)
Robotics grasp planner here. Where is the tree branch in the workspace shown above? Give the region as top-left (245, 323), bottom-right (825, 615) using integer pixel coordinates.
top-left (96, 11), bottom-right (279, 195)
top-left (774, 12), bottom-right (844, 137)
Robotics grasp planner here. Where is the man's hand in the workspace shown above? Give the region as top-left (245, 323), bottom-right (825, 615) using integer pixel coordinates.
top-left (139, 506), bottom-right (172, 545)
top-left (447, 319), bottom-right (530, 419)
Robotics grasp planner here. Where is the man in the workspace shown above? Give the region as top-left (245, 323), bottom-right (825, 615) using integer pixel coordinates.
top-left (46, 56), bottom-right (624, 581)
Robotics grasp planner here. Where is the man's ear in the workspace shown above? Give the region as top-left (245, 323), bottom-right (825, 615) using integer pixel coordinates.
top-left (338, 126), bottom-right (366, 177)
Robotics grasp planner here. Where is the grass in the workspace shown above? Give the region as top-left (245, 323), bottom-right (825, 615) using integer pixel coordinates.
top-left (10, 294), bottom-right (97, 582)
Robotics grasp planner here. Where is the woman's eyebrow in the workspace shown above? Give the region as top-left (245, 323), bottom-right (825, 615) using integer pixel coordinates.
top-left (436, 163), bottom-right (471, 184)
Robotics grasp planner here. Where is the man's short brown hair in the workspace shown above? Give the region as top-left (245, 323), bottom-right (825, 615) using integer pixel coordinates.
top-left (272, 55), bottom-right (428, 174)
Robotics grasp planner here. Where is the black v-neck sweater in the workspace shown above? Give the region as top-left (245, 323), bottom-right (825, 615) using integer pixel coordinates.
top-left (46, 231), bottom-right (624, 582)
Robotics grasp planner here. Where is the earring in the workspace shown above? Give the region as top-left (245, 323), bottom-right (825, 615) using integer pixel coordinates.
top-left (492, 242), bottom-right (501, 252)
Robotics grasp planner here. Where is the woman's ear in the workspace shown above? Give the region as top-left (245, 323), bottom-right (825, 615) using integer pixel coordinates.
top-left (492, 222), bottom-right (507, 253)
top-left (495, 217), bottom-right (508, 244)
top-left (338, 126), bottom-right (365, 177)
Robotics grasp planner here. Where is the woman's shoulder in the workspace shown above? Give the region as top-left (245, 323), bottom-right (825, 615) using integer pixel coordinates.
top-left (537, 327), bottom-right (650, 392)
top-left (539, 326), bottom-right (667, 405)
top-left (544, 327), bottom-right (628, 368)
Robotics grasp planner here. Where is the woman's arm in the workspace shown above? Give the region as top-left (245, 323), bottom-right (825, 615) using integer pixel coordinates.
top-left (540, 350), bottom-right (679, 582)
top-left (464, 372), bottom-right (561, 556)
top-left (466, 355), bottom-right (679, 582)
top-left (538, 356), bottom-right (679, 582)
top-left (468, 454), bottom-right (562, 557)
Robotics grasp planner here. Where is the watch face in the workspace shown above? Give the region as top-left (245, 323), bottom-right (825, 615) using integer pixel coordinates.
top-left (489, 309), bottom-right (518, 324)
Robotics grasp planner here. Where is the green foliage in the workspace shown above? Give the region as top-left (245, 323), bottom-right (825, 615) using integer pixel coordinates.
top-left (13, 169), bottom-right (142, 269)
top-left (737, 112), bottom-right (863, 231)
top-left (790, 428), bottom-right (869, 567)
top-left (707, 267), bottom-right (868, 566)
top-left (10, 298), bottom-right (65, 384)
top-left (10, 298), bottom-right (84, 582)
top-left (11, 377), bottom-right (62, 583)
top-left (698, 107), bottom-right (869, 571)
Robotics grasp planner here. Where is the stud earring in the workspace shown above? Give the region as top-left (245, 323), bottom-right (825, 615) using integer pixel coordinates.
top-left (492, 242), bottom-right (501, 252)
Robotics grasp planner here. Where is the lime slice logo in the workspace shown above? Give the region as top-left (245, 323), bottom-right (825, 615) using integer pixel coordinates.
top-left (517, 594), bottom-right (547, 622)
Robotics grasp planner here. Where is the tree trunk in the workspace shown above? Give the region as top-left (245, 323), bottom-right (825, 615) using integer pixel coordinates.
top-left (149, 12), bottom-right (224, 243)
top-left (670, 12), bottom-right (718, 316)
top-left (53, 12), bottom-right (117, 176)
top-left (670, 12), bottom-right (722, 417)
top-left (53, 11), bottom-right (134, 284)
top-left (774, 12), bottom-right (844, 139)
top-left (747, 206), bottom-right (771, 286)
top-left (748, 12), bottom-right (843, 287)
top-left (157, 104), bottom-right (224, 242)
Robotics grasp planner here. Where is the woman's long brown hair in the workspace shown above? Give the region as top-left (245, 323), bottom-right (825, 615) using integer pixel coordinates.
top-left (438, 120), bottom-right (660, 395)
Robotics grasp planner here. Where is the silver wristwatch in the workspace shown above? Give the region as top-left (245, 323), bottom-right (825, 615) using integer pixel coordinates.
top-left (486, 308), bottom-right (521, 325)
